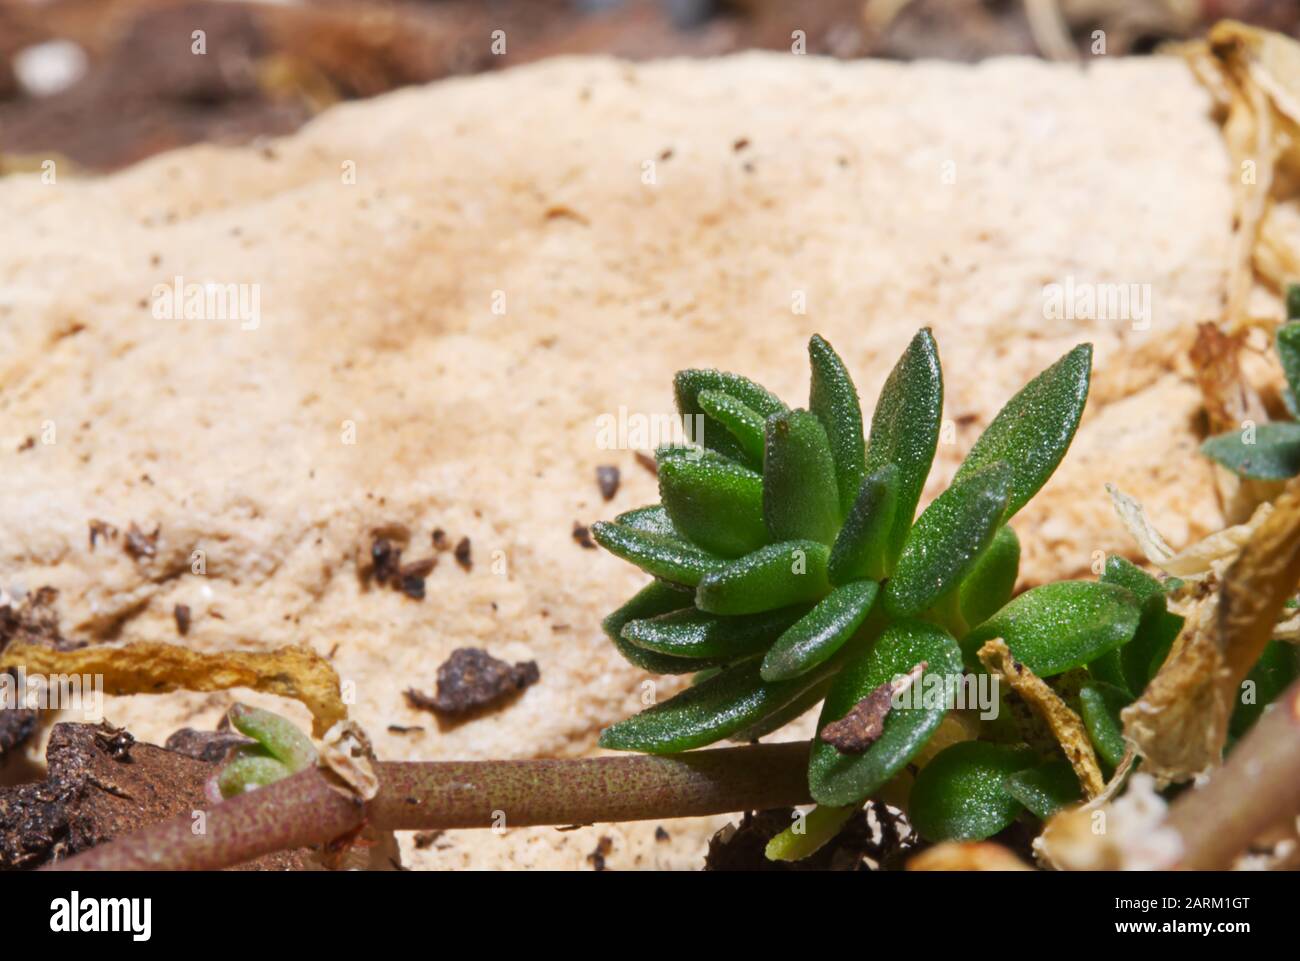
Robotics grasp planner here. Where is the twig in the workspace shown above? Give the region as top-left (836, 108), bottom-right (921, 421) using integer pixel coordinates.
top-left (1164, 677), bottom-right (1300, 870)
top-left (47, 741), bottom-right (813, 871)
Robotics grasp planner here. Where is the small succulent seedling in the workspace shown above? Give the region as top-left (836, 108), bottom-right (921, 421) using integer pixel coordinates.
top-left (206, 704), bottom-right (319, 803)
top-left (1201, 284), bottom-right (1300, 479)
top-left (592, 330), bottom-right (1177, 846)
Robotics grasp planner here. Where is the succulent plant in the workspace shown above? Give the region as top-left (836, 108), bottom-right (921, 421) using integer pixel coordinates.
top-left (592, 329), bottom-right (1167, 842)
top-left (206, 703), bottom-right (319, 803)
top-left (1201, 284), bottom-right (1300, 479)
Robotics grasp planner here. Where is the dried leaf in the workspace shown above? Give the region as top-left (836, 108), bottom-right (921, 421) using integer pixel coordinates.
top-left (977, 639), bottom-right (1105, 798)
top-left (320, 721), bottom-right (380, 801)
top-left (1034, 773), bottom-right (1181, 871)
top-left (0, 641), bottom-right (345, 736)
top-left (1122, 476), bottom-right (1300, 781)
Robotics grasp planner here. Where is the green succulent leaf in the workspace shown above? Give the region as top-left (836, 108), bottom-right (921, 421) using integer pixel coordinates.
top-left (1088, 556), bottom-right (1183, 695)
top-left (883, 461), bottom-right (1011, 619)
top-left (216, 753), bottom-right (293, 799)
top-left (1279, 321), bottom-right (1300, 416)
top-left (598, 657), bottom-right (831, 754)
top-left (954, 344), bottom-right (1092, 521)
top-left (1079, 681), bottom-right (1130, 768)
top-left (591, 520), bottom-right (725, 587)
top-left (863, 329), bottom-right (943, 567)
top-left (1288, 282), bottom-right (1300, 321)
top-left (602, 580), bottom-right (713, 674)
top-left (728, 674), bottom-right (834, 742)
top-left (761, 580), bottom-right (879, 682)
top-left (1230, 640), bottom-right (1300, 739)
top-left (1201, 421), bottom-right (1300, 480)
top-left (612, 504), bottom-right (679, 537)
top-left (961, 581), bottom-right (1141, 677)
top-left (907, 741), bottom-right (1035, 842)
top-left (808, 335), bottom-right (867, 515)
top-left (623, 604), bottom-right (810, 660)
top-left (674, 369), bottom-right (787, 468)
top-left (765, 804), bottom-right (858, 863)
top-left (658, 456), bottom-right (767, 557)
top-left (696, 540), bottom-right (831, 615)
top-left (959, 525), bottom-right (1020, 629)
top-left (696, 389), bottom-right (766, 465)
top-left (828, 465), bottom-right (898, 585)
top-left (1004, 761), bottom-right (1082, 820)
top-left (227, 704), bottom-right (318, 771)
top-left (808, 620), bottom-right (963, 806)
top-left (763, 409), bottom-right (842, 544)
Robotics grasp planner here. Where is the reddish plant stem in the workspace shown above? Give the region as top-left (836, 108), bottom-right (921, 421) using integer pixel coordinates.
top-left (48, 741), bottom-right (813, 871)
top-left (1165, 677), bottom-right (1300, 870)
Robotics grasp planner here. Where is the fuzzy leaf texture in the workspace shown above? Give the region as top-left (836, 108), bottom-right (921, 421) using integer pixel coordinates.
top-left (808, 620), bottom-right (963, 806)
top-left (658, 456), bottom-right (767, 557)
top-left (954, 344), bottom-right (1091, 521)
top-left (674, 369), bottom-right (786, 468)
top-left (760, 580), bottom-right (879, 681)
top-left (828, 465), bottom-right (898, 585)
top-left (695, 540), bottom-right (831, 615)
top-left (808, 335), bottom-right (867, 514)
top-left (961, 581), bottom-right (1141, 677)
top-left (1201, 421), bottom-right (1300, 480)
top-left (597, 656), bottom-right (834, 754)
top-left (883, 461), bottom-right (1011, 619)
top-left (763, 409), bottom-right (842, 544)
top-left (907, 741), bottom-right (1035, 842)
top-left (862, 329), bottom-right (943, 568)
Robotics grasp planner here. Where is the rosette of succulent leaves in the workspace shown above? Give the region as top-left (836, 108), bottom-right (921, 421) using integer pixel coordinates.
top-left (590, 330), bottom-right (1209, 854)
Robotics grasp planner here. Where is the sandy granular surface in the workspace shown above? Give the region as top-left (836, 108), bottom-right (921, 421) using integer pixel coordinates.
top-left (0, 52), bottom-right (1233, 868)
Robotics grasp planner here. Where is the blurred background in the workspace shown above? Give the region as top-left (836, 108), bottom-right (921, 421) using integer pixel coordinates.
top-left (1, 0), bottom-right (1297, 172)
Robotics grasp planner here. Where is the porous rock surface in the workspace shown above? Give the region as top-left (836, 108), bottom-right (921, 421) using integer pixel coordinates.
top-left (0, 52), bottom-right (1232, 867)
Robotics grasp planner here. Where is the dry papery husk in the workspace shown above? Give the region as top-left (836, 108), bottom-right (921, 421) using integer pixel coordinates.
top-left (1106, 478), bottom-right (1300, 784)
top-left (978, 639), bottom-right (1106, 798)
top-left (0, 640), bottom-right (347, 737)
top-left (1184, 21), bottom-right (1300, 329)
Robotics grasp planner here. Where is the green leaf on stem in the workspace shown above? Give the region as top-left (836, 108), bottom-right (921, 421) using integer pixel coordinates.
top-left (763, 409), bottom-right (842, 544)
top-left (1004, 761), bottom-right (1082, 819)
top-left (959, 525), bottom-right (1020, 629)
top-left (674, 369), bottom-right (787, 468)
top-left (591, 520), bottom-right (725, 587)
top-left (658, 456), bottom-right (767, 557)
top-left (1088, 555), bottom-right (1182, 695)
top-left (954, 344), bottom-right (1091, 521)
top-left (907, 741), bottom-right (1035, 842)
top-left (696, 389), bottom-right (766, 465)
top-left (961, 581), bottom-right (1141, 677)
top-left (695, 540), bottom-right (831, 615)
top-left (808, 335), bottom-right (867, 514)
top-left (828, 465), bottom-right (898, 585)
top-left (761, 580), bottom-right (879, 681)
top-left (597, 657), bottom-right (830, 754)
top-left (765, 804), bottom-right (859, 863)
top-left (623, 605), bottom-right (810, 660)
top-left (1202, 421), bottom-right (1300, 480)
top-left (1079, 681), bottom-right (1130, 768)
top-left (863, 329), bottom-right (943, 567)
top-left (883, 461), bottom-right (1011, 619)
top-left (602, 580), bottom-right (712, 675)
top-left (808, 620), bottom-right (963, 807)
